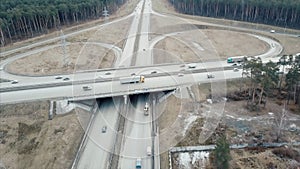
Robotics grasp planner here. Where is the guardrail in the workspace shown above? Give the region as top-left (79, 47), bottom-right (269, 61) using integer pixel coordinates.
top-left (169, 141), bottom-right (300, 153)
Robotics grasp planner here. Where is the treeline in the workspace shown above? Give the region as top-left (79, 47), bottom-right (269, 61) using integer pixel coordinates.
top-left (242, 54), bottom-right (300, 111)
top-left (169, 0), bottom-right (300, 29)
top-left (0, 0), bottom-right (126, 46)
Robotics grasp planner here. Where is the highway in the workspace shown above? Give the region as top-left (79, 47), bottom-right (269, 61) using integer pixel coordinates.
top-left (76, 98), bottom-right (120, 169)
top-left (118, 0), bottom-right (154, 168)
top-left (0, 0), bottom-right (286, 168)
top-left (74, 1), bottom-right (145, 169)
top-left (118, 95), bottom-right (153, 168)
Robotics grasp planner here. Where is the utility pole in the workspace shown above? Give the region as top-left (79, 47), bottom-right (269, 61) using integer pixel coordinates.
top-left (60, 30), bottom-right (70, 67)
top-left (103, 7), bottom-right (109, 22)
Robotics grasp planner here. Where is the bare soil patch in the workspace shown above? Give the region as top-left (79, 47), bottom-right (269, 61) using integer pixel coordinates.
top-left (230, 147), bottom-right (300, 169)
top-left (6, 16), bottom-right (134, 76)
top-left (153, 29), bottom-right (268, 63)
top-left (7, 44), bottom-right (115, 75)
top-left (273, 35), bottom-right (300, 55)
top-left (4, 2), bottom-right (136, 76)
top-left (0, 101), bottom-right (84, 169)
top-left (202, 29), bottom-right (268, 58)
top-left (159, 79), bottom-right (300, 168)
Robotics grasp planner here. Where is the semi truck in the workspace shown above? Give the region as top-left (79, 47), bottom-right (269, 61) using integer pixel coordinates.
top-left (144, 102), bottom-right (149, 116)
top-left (120, 75), bottom-right (145, 84)
top-left (227, 56), bottom-right (247, 63)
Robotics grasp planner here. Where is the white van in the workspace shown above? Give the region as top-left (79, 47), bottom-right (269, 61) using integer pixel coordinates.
top-left (147, 146), bottom-right (151, 156)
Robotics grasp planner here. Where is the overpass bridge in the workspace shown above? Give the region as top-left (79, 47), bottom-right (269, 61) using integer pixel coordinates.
top-left (0, 62), bottom-right (239, 104)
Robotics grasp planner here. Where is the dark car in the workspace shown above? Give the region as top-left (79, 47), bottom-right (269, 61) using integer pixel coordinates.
top-left (102, 126), bottom-right (107, 133)
top-left (55, 76), bottom-right (63, 79)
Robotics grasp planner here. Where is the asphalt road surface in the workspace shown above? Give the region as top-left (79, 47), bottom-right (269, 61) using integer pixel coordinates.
top-left (76, 98), bottom-right (120, 169)
top-left (0, 0), bottom-right (288, 169)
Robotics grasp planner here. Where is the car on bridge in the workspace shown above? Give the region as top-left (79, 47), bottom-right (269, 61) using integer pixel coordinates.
top-left (187, 63), bottom-right (196, 68)
top-left (147, 146), bottom-right (151, 156)
top-left (136, 158), bottom-right (142, 169)
top-left (82, 85), bottom-right (92, 91)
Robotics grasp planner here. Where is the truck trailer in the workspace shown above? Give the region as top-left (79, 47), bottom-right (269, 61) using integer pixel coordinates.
top-left (227, 56), bottom-right (247, 63)
top-left (120, 76), bottom-right (145, 84)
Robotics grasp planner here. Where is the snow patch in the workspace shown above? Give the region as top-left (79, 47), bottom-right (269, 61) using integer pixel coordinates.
top-left (226, 114), bottom-right (235, 119)
top-left (206, 99), bottom-right (213, 104)
top-left (179, 152), bottom-right (191, 169)
top-left (182, 115), bottom-right (198, 135)
top-left (178, 151), bottom-right (210, 169)
top-left (56, 100), bottom-right (75, 115)
top-left (192, 151), bottom-right (210, 168)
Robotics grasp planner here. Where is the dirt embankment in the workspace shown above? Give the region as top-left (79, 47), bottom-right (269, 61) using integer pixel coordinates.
top-left (0, 102), bottom-right (84, 169)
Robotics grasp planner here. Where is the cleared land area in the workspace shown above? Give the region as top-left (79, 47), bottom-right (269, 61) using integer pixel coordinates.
top-left (158, 79), bottom-right (300, 168)
top-left (6, 16), bottom-right (133, 75)
top-left (0, 0), bottom-right (140, 54)
top-left (0, 102), bottom-right (87, 169)
top-left (2, 0), bottom-right (140, 76)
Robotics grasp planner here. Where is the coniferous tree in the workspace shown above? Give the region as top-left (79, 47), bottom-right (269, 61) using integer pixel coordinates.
top-left (213, 135), bottom-right (231, 169)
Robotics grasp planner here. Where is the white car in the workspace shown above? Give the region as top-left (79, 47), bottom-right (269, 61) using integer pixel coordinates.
top-left (187, 63), bottom-right (196, 68)
top-left (233, 68), bottom-right (239, 72)
top-left (147, 146), bottom-right (151, 156)
top-left (207, 73), bottom-right (214, 78)
top-left (270, 29), bottom-right (275, 33)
